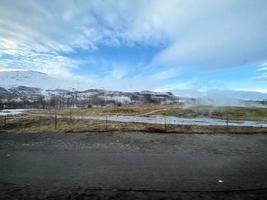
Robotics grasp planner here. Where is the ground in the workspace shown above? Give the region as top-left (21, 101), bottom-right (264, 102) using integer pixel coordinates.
top-left (29, 104), bottom-right (267, 121)
top-left (1, 104), bottom-right (267, 134)
top-left (1, 104), bottom-right (267, 199)
top-left (0, 132), bottom-right (267, 199)
top-left (1, 115), bottom-right (267, 134)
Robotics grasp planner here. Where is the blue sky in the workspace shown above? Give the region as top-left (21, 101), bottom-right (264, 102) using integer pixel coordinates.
top-left (0, 0), bottom-right (267, 94)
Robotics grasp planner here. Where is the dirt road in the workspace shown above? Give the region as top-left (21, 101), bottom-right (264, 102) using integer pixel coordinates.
top-left (0, 132), bottom-right (267, 199)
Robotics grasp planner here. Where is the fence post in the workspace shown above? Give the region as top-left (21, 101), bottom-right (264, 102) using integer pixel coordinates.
top-left (54, 109), bottom-right (57, 129)
top-left (105, 116), bottom-right (108, 131)
top-left (226, 111), bottom-right (229, 133)
top-left (39, 116), bottom-right (41, 130)
top-left (69, 109), bottom-right (72, 124)
top-left (164, 117), bottom-right (167, 132)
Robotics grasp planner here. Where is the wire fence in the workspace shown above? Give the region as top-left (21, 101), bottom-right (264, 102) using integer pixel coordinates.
top-left (0, 111), bottom-right (266, 133)
top-left (0, 113), bottom-right (176, 133)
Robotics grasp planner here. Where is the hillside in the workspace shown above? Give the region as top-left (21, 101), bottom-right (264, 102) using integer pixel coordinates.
top-left (0, 71), bottom-right (180, 108)
top-left (0, 70), bottom-right (266, 108)
top-left (0, 70), bottom-right (84, 90)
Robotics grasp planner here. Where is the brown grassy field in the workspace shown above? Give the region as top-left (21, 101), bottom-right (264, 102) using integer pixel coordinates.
top-left (28, 104), bottom-right (267, 121)
top-left (1, 115), bottom-right (267, 134)
top-left (28, 104), bottom-right (179, 116)
top-left (1, 104), bottom-right (266, 134)
top-left (153, 105), bottom-right (267, 121)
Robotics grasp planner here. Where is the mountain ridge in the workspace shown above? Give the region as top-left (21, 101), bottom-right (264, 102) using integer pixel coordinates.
top-left (0, 70), bottom-right (266, 108)
top-left (0, 70), bottom-right (85, 91)
top-left (0, 71), bottom-right (180, 107)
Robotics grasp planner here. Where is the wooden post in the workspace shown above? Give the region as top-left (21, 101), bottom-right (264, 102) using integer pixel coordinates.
top-left (105, 116), bottom-right (108, 131)
top-left (69, 109), bottom-right (72, 124)
top-left (39, 116), bottom-right (41, 130)
top-left (54, 109), bottom-right (57, 129)
top-left (164, 117), bottom-right (167, 132)
top-left (226, 111), bottom-right (229, 132)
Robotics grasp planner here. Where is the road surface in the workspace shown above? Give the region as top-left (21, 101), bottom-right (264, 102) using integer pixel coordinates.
top-left (0, 132), bottom-right (267, 199)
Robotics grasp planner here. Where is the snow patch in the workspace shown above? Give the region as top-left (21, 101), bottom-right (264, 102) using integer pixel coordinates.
top-left (0, 109), bottom-right (28, 116)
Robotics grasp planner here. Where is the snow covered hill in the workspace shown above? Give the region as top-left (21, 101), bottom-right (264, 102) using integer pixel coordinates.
top-left (0, 70), bottom-right (85, 91)
top-left (0, 70), bottom-right (266, 108)
top-left (0, 71), bottom-right (180, 107)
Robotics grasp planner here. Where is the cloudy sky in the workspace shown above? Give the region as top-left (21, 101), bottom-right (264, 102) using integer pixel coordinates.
top-left (0, 0), bottom-right (267, 94)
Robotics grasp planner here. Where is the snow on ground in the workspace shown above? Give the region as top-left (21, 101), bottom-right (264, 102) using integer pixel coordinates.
top-left (2, 109), bottom-right (267, 127)
top-left (100, 95), bottom-right (132, 104)
top-left (71, 115), bottom-right (267, 128)
top-left (0, 109), bottom-right (28, 116)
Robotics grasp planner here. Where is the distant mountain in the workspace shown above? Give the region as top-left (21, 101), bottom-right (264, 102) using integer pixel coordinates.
top-left (0, 71), bottom-right (180, 108)
top-left (0, 87), bottom-right (10, 98)
top-left (8, 86), bottom-right (42, 97)
top-left (0, 87), bottom-right (179, 108)
top-left (0, 70), bottom-right (84, 90)
top-left (0, 70), bottom-right (266, 108)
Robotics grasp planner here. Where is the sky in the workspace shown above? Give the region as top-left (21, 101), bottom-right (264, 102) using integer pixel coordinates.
top-left (0, 0), bottom-right (267, 94)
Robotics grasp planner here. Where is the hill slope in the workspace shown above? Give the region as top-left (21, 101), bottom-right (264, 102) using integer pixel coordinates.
top-left (0, 70), bottom-right (84, 90)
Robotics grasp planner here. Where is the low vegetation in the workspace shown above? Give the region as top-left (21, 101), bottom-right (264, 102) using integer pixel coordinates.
top-left (28, 104), bottom-right (267, 121)
top-left (28, 104), bottom-right (180, 116)
top-left (1, 104), bottom-right (266, 134)
top-left (152, 105), bottom-right (267, 121)
top-left (1, 115), bottom-right (267, 134)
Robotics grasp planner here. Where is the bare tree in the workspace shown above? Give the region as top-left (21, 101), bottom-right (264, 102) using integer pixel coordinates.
top-left (0, 99), bottom-right (4, 110)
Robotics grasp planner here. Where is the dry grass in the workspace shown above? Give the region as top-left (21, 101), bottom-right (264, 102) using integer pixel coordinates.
top-left (29, 104), bottom-right (180, 116)
top-left (149, 105), bottom-right (267, 121)
top-left (28, 104), bottom-right (267, 122)
top-left (2, 104), bottom-right (266, 134)
top-left (1, 115), bottom-right (266, 134)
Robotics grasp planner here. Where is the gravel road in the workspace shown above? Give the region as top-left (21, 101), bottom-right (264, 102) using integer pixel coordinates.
top-left (0, 132), bottom-right (267, 199)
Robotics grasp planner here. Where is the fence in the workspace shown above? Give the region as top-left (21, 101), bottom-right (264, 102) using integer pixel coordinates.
top-left (0, 113), bottom-right (173, 133)
top-left (0, 112), bottom-right (266, 134)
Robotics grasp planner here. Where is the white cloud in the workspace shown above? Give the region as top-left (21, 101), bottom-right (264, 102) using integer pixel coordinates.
top-left (258, 62), bottom-right (267, 73)
top-left (150, 68), bottom-right (180, 80)
top-left (255, 62), bottom-right (267, 80)
top-left (0, 0), bottom-right (266, 90)
top-left (152, 0), bottom-right (267, 68)
top-left (110, 66), bottom-right (129, 79)
top-left (80, 61), bottom-right (182, 91)
top-left (0, 66), bottom-right (23, 72)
